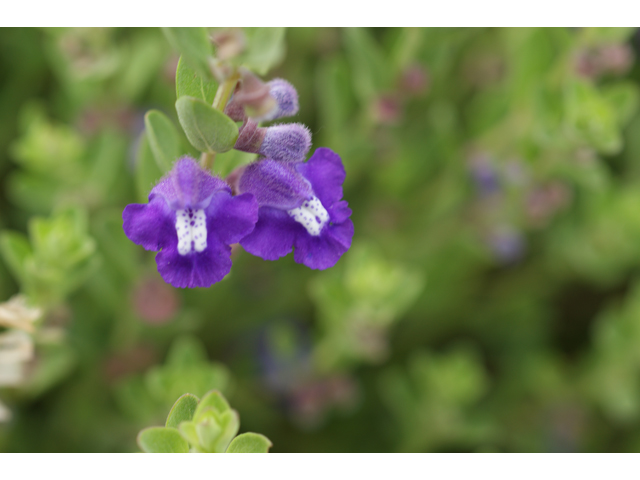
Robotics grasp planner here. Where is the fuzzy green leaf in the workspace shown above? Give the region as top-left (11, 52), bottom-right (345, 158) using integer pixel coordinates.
top-left (176, 56), bottom-right (218, 105)
top-left (144, 110), bottom-right (183, 172)
top-left (175, 96), bottom-right (238, 153)
top-left (226, 433), bottom-right (272, 453)
top-left (137, 427), bottom-right (189, 453)
top-left (165, 393), bottom-right (200, 429)
top-left (194, 390), bottom-right (232, 421)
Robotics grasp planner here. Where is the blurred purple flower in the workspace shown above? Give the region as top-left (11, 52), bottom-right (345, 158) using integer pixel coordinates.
top-left (123, 157), bottom-right (258, 288)
top-left (469, 154), bottom-right (500, 197)
top-left (488, 227), bottom-right (525, 264)
top-left (238, 148), bottom-right (353, 270)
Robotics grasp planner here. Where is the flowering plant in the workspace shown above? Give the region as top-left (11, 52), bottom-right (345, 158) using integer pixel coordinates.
top-left (123, 28), bottom-right (353, 288)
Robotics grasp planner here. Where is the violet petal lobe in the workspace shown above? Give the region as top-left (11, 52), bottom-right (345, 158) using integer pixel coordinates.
top-left (122, 198), bottom-right (174, 251)
top-left (293, 218), bottom-right (354, 270)
top-left (206, 191), bottom-right (259, 246)
top-left (240, 206), bottom-right (298, 261)
top-left (295, 147), bottom-right (346, 208)
top-left (155, 236), bottom-right (233, 288)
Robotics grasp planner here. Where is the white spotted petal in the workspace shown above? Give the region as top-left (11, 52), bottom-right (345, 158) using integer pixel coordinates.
top-left (287, 196), bottom-right (329, 236)
top-left (175, 208), bottom-right (207, 255)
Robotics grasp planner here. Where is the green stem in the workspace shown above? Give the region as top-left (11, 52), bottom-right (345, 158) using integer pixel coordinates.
top-left (200, 152), bottom-right (216, 169)
top-left (199, 72), bottom-right (241, 170)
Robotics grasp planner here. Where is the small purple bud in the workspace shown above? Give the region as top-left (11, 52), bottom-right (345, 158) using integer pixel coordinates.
top-left (226, 78), bottom-right (300, 123)
top-left (234, 122), bottom-right (311, 163)
top-left (230, 68), bottom-right (277, 119)
top-left (255, 79), bottom-right (299, 122)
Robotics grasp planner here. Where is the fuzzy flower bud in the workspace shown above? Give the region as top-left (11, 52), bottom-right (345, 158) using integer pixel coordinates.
top-left (234, 120), bottom-right (311, 163)
top-left (257, 79), bottom-right (299, 122)
top-left (260, 124), bottom-right (311, 162)
top-left (230, 69), bottom-right (277, 119)
top-left (225, 78), bottom-right (300, 122)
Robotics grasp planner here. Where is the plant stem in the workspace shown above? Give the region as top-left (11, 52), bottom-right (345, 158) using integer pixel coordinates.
top-left (199, 72), bottom-right (241, 170)
top-left (200, 152), bottom-right (216, 169)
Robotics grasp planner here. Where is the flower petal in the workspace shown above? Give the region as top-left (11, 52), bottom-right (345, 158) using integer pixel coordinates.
top-left (293, 219), bottom-right (354, 270)
top-left (206, 191), bottom-right (259, 245)
top-left (123, 198), bottom-right (174, 251)
top-left (240, 206), bottom-right (299, 261)
top-left (328, 200), bottom-right (352, 224)
top-left (155, 237), bottom-right (233, 288)
top-left (150, 157), bottom-right (230, 209)
top-left (238, 159), bottom-right (312, 210)
top-left (295, 148), bottom-right (346, 208)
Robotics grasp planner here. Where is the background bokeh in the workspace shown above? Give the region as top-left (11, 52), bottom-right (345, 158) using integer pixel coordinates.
top-left (2, 27), bottom-right (640, 452)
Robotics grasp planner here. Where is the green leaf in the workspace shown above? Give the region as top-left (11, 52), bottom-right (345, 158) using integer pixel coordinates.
top-left (176, 56), bottom-right (218, 105)
top-left (226, 433), bottom-right (272, 453)
top-left (135, 132), bottom-right (163, 203)
top-left (162, 28), bottom-right (213, 79)
top-left (194, 390), bottom-right (232, 421)
top-left (166, 393), bottom-right (200, 429)
top-left (175, 96), bottom-right (239, 154)
top-left (178, 421), bottom-right (200, 449)
top-left (242, 28), bottom-right (286, 75)
top-left (195, 413), bottom-right (224, 452)
top-left (0, 231), bottom-right (32, 282)
top-left (137, 427), bottom-right (190, 453)
top-left (144, 110), bottom-right (183, 172)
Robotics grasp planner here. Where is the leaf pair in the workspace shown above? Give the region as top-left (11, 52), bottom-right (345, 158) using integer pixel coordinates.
top-left (137, 390), bottom-right (272, 453)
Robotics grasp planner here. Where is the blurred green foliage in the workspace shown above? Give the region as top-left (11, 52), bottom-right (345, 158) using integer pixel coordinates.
top-left (2, 27), bottom-right (640, 452)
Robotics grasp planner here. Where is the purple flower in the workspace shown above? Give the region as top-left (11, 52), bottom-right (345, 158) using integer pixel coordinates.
top-left (237, 148), bottom-right (353, 270)
top-left (123, 157), bottom-right (258, 288)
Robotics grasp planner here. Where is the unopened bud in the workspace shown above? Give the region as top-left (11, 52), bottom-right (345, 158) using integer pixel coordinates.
top-left (258, 79), bottom-right (299, 121)
top-left (260, 123), bottom-right (311, 162)
top-left (234, 120), bottom-right (311, 163)
top-left (226, 77), bottom-right (300, 123)
top-left (231, 69), bottom-right (277, 119)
